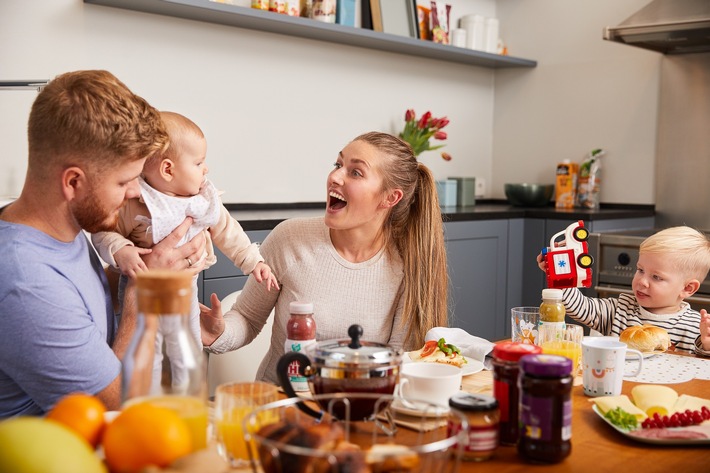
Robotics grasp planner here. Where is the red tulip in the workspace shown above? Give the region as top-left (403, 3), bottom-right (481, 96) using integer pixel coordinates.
top-left (436, 117), bottom-right (450, 129)
top-left (434, 131), bottom-right (447, 140)
top-left (405, 109), bottom-right (415, 122)
top-left (417, 111), bottom-right (432, 129)
top-left (441, 152), bottom-right (452, 161)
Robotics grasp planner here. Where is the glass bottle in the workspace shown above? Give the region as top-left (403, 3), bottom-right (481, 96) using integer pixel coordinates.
top-left (518, 354), bottom-right (573, 464)
top-left (284, 301), bottom-right (316, 392)
top-left (448, 392), bottom-right (500, 462)
top-left (122, 270), bottom-right (208, 452)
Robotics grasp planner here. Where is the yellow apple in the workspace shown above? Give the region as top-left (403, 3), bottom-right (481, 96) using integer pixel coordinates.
top-left (0, 417), bottom-right (107, 473)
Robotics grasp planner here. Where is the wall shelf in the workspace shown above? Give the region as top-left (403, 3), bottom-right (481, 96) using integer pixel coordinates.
top-left (84, 0), bottom-right (537, 69)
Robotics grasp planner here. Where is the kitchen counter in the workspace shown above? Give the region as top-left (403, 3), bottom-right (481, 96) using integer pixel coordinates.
top-left (226, 201), bottom-right (655, 231)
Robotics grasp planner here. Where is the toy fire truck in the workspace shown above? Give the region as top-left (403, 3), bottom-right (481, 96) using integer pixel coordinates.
top-left (541, 220), bottom-right (594, 289)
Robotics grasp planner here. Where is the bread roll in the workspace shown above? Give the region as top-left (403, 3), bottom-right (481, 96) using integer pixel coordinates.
top-left (619, 325), bottom-right (671, 352)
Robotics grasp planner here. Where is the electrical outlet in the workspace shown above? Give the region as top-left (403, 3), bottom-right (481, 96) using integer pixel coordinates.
top-left (475, 178), bottom-right (486, 198)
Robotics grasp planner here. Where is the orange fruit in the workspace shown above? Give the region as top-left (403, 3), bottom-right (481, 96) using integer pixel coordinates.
top-left (102, 402), bottom-right (192, 473)
top-left (46, 393), bottom-right (106, 448)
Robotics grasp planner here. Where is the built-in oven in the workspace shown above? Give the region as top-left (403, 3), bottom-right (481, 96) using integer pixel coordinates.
top-left (588, 229), bottom-right (710, 313)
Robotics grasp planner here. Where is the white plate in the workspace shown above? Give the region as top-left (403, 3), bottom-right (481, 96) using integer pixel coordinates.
top-left (402, 353), bottom-right (484, 377)
top-left (391, 397), bottom-right (450, 417)
top-left (591, 405), bottom-right (710, 445)
top-left (626, 350), bottom-right (663, 360)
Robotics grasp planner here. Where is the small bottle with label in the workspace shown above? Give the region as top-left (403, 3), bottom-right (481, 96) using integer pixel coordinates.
top-left (539, 288), bottom-right (566, 339)
top-left (518, 354), bottom-right (573, 464)
top-left (284, 301), bottom-right (316, 392)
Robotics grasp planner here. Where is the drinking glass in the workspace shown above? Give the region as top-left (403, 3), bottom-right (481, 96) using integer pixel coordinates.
top-left (511, 307), bottom-right (540, 345)
top-left (214, 381), bottom-right (279, 468)
top-left (538, 324), bottom-right (584, 376)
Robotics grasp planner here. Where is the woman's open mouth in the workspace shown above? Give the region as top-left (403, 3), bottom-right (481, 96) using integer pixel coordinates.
top-left (328, 191), bottom-right (347, 210)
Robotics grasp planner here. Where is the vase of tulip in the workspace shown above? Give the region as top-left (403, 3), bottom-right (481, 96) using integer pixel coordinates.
top-left (398, 109), bottom-right (452, 161)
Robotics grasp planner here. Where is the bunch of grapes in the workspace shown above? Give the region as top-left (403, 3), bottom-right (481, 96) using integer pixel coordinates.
top-left (641, 406), bottom-right (710, 429)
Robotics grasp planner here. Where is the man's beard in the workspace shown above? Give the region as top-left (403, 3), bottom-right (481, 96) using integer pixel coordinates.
top-left (71, 185), bottom-right (121, 234)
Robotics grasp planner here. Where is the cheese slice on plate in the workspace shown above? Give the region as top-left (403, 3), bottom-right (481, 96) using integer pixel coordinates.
top-left (631, 385), bottom-right (678, 416)
top-left (672, 394), bottom-right (710, 415)
top-left (590, 395), bottom-right (647, 421)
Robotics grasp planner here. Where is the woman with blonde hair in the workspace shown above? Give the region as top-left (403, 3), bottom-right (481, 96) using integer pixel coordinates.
top-left (200, 131), bottom-right (448, 384)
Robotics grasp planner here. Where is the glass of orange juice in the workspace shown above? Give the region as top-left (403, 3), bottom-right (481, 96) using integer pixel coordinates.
top-left (127, 395), bottom-right (209, 452)
top-left (538, 324), bottom-right (583, 376)
top-left (214, 382), bottom-right (279, 468)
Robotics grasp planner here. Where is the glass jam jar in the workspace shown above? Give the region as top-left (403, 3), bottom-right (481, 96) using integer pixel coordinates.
top-left (518, 354), bottom-right (573, 464)
top-left (492, 342), bottom-right (542, 445)
top-left (448, 392), bottom-right (499, 462)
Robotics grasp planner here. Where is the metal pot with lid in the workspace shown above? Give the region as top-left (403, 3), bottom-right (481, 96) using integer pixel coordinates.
top-left (276, 325), bottom-right (402, 420)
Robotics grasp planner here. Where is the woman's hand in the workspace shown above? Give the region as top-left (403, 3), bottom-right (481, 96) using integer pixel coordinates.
top-left (142, 218), bottom-right (206, 273)
top-left (199, 292), bottom-right (225, 346)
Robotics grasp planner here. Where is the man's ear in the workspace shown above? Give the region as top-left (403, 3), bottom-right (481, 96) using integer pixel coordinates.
top-left (159, 159), bottom-right (175, 182)
top-left (682, 279), bottom-right (700, 298)
top-left (381, 189), bottom-right (404, 209)
top-left (60, 166), bottom-right (87, 201)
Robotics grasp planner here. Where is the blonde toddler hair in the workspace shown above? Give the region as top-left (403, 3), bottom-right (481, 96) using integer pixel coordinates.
top-left (640, 226), bottom-right (710, 281)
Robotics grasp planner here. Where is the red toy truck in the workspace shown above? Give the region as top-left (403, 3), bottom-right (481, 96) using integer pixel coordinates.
top-left (541, 220), bottom-right (594, 289)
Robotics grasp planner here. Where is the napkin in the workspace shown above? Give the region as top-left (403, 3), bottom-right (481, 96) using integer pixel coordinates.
top-left (425, 327), bottom-right (494, 362)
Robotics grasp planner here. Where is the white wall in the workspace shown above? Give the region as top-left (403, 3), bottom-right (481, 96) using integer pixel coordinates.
top-left (493, 0), bottom-right (660, 204)
top-left (1, 0), bottom-right (659, 205)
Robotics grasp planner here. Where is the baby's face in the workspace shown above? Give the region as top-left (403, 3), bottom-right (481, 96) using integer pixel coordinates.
top-left (632, 252), bottom-right (691, 314)
top-left (169, 134), bottom-right (208, 197)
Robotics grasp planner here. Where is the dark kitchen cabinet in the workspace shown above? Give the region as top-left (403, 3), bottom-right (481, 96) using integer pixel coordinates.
top-left (444, 219), bottom-right (509, 341)
top-left (198, 229), bottom-right (271, 304)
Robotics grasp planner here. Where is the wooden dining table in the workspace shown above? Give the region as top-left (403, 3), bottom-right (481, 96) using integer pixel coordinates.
top-left (222, 352), bottom-right (708, 473)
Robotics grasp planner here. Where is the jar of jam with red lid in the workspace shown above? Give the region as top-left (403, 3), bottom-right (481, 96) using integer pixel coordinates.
top-left (492, 341), bottom-right (542, 445)
top-left (518, 354), bottom-right (573, 464)
top-left (448, 392), bottom-right (499, 462)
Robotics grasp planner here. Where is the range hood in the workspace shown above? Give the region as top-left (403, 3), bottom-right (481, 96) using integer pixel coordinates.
top-left (604, 0), bottom-right (710, 54)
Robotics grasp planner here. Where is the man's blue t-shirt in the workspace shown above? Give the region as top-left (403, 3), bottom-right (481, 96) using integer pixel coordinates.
top-left (0, 220), bottom-right (120, 417)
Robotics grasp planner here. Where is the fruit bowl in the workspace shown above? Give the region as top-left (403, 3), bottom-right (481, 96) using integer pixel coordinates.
top-left (504, 183), bottom-right (554, 207)
top-left (243, 393), bottom-right (467, 473)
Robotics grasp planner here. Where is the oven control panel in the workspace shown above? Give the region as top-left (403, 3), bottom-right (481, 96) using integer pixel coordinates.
top-left (597, 245), bottom-right (639, 285)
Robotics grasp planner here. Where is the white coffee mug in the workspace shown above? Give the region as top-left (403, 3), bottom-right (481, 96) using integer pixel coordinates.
top-left (582, 336), bottom-right (643, 397)
top-left (395, 362), bottom-right (462, 407)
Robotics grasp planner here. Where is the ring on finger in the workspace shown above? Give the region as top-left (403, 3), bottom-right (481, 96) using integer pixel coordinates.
top-left (186, 257), bottom-right (193, 267)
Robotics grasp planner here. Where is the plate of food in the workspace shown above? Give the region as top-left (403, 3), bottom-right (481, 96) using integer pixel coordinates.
top-left (591, 385), bottom-right (710, 445)
top-left (404, 338), bottom-right (484, 377)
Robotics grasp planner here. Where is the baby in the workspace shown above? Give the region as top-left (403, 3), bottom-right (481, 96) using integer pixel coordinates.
top-left (92, 111), bottom-right (278, 354)
top-left (537, 226), bottom-right (710, 356)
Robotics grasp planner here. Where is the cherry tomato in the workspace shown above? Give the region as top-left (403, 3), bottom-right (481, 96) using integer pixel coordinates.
top-left (420, 340), bottom-right (438, 358)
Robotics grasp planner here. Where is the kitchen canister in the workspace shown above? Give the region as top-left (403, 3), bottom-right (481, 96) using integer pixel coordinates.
top-left (312, 0), bottom-right (336, 23)
top-left (451, 28), bottom-right (467, 48)
top-left (451, 177), bottom-right (476, 207)
top-left (460, 14), bottom-right (485, 50)
top-left (436, 179), bottom-right (458, 207)
top-left (484, 18), bottom-right (500, 53)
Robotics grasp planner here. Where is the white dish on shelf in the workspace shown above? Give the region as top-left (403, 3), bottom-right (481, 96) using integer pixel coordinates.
top-left (402, 353), bottom-right (484, 377)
